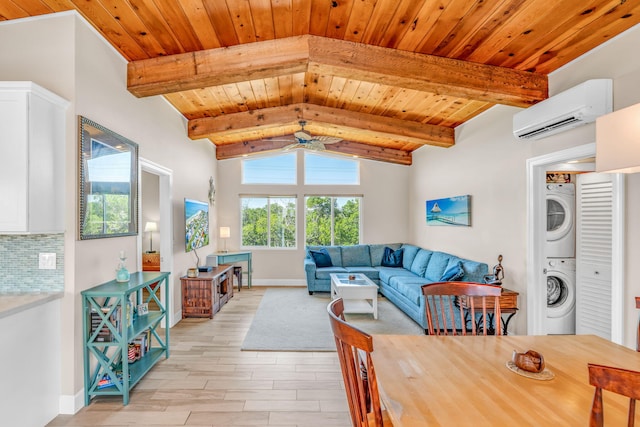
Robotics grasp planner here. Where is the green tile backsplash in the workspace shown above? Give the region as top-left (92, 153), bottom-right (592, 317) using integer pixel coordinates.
top-left (0, 234), bottom-right (64, 292)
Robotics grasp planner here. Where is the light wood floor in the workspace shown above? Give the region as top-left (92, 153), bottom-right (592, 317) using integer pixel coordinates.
top-left (48, 287), bottom-right (351, 427)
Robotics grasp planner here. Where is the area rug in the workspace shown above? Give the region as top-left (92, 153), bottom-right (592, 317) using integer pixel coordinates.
top-left (241, 287), bottom-right (423, 351)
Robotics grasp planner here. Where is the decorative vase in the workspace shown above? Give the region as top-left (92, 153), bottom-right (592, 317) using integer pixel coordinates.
top-left (116, 267), bottom-right (130, 282)
top-left (116, 252), bottom-right (130, 282)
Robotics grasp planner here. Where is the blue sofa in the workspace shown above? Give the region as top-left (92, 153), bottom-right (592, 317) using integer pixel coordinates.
top-left (304, 243), bottom-right (489, 330)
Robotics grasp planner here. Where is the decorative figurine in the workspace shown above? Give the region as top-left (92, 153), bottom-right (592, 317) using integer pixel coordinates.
top-left (484, 254), bottom-right (504, 285)
top-left (512, 349), bottom-right (545, 373)
top-left (116, 251), bottom-right (130, 282)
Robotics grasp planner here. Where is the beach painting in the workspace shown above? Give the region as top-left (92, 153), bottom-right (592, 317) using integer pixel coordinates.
top-left (426, 195), bottom-right (471, 226)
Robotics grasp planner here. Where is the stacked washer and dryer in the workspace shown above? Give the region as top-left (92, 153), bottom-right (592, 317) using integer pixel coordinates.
top-left (545, 183), bottom-right (577, 334)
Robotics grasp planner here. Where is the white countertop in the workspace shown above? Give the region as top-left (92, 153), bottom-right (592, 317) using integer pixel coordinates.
top-left (0, 292), bottom-right (63, 320)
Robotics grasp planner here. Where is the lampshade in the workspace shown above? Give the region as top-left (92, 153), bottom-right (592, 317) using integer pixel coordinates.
top-left (219, 226), bottom-right (231, 238)
top-left (596, 102), bottom-right (640, 173)
top-left (144, 221), bottom-right (158, 232)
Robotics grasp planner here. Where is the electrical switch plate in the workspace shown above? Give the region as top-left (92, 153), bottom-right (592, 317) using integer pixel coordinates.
top-left (39, 253), bottom-right (56, 269)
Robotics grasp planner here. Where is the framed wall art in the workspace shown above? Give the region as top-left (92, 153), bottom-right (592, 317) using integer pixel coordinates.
top-left (426, 195), bottom-right (471, 226)
top-left (78, 116), bottom-right (139, 240)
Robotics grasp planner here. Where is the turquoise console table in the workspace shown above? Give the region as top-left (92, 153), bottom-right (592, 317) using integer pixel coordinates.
top-left (81, 271), bottom-right (170, 405)
top-left (211, 251), bottom-right (252, 288)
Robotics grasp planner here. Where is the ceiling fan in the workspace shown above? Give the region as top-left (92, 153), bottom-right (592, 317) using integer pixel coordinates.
top-left (281, 120), bottom-right (342, 151)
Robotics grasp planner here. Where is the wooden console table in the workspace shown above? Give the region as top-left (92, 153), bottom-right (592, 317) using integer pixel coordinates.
top-left (180, 265), bottom-right (234, 319)
top-left (458, 287), bottom-right (519, 334)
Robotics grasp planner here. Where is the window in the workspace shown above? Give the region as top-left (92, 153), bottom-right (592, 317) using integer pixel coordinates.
top-left (304, 152), bottom-right (359, 185)
top-left (241, 196), bottom-right (297, 248)
top-left (242, 153), bottom-right (296, 184)
top-left (305, 196), bottom-right (361, 246)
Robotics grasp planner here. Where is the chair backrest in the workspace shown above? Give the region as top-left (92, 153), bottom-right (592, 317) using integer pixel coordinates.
top-left (588, 363), bottom-right (640, 427)
top-left (421, 281), bottom-right (503, 336)
top-left (328, 298), bottom-right (385, 427)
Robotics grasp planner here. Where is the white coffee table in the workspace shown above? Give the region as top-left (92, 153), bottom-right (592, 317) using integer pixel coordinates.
top-left (330, 273), bottom-right (379, 319)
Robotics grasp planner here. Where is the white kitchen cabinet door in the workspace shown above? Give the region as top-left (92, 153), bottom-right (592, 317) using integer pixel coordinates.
top-left (0, 82), bottom-right (68, 233)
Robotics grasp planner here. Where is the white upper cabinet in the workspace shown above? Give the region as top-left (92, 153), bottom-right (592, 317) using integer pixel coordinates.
top-left (0, 82), bottom-right (69, 233)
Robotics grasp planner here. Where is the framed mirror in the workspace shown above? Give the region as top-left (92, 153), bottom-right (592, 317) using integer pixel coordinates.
top-left (78, 116), bottom-right (138, 240)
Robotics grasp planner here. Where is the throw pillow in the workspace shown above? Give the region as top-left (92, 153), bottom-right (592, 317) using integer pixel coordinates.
top-left (381, 247), bottom-right (404, 267)
top-left (310, 248), bottom-right (333, 268)
top-left (440, 261), bottom-right (465, 281)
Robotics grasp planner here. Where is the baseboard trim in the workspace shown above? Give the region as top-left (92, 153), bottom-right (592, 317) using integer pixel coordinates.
top-left (171, 309), bottom-right (182, 327)
top-left (59, 389), bottom-right (84, 414)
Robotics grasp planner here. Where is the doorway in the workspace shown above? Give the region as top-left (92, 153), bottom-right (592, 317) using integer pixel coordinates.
top-left (526, 143), bottom-right (625, 342)
top-left (138, 158), bottom-right (175, 326)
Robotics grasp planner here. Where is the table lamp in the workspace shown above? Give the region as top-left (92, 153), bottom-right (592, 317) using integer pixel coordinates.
top-left (596, 102), bottom-right (640, 173)
top-left (219, 226), bottom-right (230, 253)
top-left (144, 221), bottom-right (158, 253)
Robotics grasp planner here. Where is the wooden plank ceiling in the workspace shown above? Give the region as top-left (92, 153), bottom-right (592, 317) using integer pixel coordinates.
top-left (3, 0), bottom-right (639, 164)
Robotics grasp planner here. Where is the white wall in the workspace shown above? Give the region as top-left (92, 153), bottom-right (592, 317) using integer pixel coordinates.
top-left (0, 12), bottom-right (218, 415)
top-left (217, 152), bottom-right (411, 282)
top-left (410, 23), bottom-right (640, 341)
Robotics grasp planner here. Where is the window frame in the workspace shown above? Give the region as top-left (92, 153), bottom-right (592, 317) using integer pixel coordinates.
top-left (304, 195), bottom-right (363, 246)
top-left (303, 151), bottom-right (360, 185)
top-left (241, 152), bottom-right (297, 185)
top-left (239, 195), bottom-right (298, 250)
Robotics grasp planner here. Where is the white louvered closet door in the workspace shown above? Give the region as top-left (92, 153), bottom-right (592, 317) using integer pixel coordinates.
top-left (575, 172), bottom-right (624, 341)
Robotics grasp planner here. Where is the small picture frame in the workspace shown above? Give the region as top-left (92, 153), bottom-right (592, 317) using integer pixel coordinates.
top-left (137, 303), bottom-right (149, 316)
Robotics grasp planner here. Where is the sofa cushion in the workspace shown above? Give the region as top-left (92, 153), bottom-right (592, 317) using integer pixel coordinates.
top-left (370, 243), bottom-right (402, 267)
top-left (389, 277), bottom-right (426, 306)
top-left (381, 247), bottom-right (404, 267)
top-left (454, 258), bottom-right (489, 282)
top-left (378, 267), bottom-right (417, 284)
top-left (315, 266), bottom-right (348, 279)
top-left (309, 248), bottom-right (333, 267)
top-left (341, 245), bottom-right (372, 267)
top-left (307, 245), bottom-right (342, 267)
top-left (344, 267), bottom-right (379, 280)
top-left (410, 249), bottom-right (433, 276)
top-left (400, 244), bottom-right (421, 270)
top-left (440, 260), bottom-right (465, 281)
top-left (424, 251), bottom-right (453, 282)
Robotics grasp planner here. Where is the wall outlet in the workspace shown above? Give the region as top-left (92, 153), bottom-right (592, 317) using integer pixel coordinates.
top-left (39, 253), bottom-right (56, 270)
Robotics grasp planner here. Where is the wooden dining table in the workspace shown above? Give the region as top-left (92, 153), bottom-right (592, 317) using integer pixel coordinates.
top-left (371, 334), bottom-right (640, 426)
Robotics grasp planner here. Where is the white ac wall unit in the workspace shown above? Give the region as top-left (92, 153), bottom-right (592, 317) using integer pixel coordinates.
top-left (513, 79), bottom-right (612, 140)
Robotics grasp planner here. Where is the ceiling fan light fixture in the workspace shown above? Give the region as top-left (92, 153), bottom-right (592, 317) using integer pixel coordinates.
top-left (281, 120), bottom-right (343, 151)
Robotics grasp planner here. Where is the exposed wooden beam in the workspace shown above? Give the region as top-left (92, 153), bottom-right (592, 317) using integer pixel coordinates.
top-left (306, 35), bottom-right (547, 107)
top-left (215, 139), bottom-right (412, 165)
top-left (127, 36), bottom-right (309, 97)
top-left (301, 104), bottom-right (453, 148)
top-left (188, 103), bottom-right (454, 147)
top-left (188, 105), bottom-right (303, 138)
top-left (128, 35), bottom-right (547, 107)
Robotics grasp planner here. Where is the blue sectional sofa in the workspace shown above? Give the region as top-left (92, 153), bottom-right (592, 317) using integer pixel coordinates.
top-left (304, 243), bottom-right (489, 330)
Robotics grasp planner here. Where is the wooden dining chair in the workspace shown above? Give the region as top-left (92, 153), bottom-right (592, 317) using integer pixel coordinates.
top-left (421, 281), bottom-right (503, 335)
top-left (588, 363), bottom-right (640, 426)
top-left (327, 298), bottom-right (392, 427)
